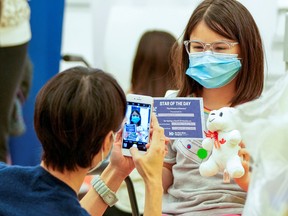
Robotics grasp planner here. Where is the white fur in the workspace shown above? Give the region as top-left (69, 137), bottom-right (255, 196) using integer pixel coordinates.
top-left (199, 107), bottom-right (245, 178)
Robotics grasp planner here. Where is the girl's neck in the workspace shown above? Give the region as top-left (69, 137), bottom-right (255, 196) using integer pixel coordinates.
top-left (200, 81), bottom-right (236, 110)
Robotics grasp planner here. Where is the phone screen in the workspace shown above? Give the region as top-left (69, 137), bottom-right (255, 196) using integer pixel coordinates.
top-left (122, 101), bottom-right (152, 151)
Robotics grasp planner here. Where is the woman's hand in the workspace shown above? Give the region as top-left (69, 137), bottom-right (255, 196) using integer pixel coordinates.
top-left (80, 129), bottom-right (135, 216)
top-left (108, 129), bottom-right (135, 179)
top-left (130, 113), bottom-right (167, 183)
top-left (129, 113), bottom-right (166, 216)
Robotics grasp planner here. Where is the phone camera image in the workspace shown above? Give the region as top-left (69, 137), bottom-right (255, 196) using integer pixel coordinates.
top-left (122, 101), bottom-right (152, 152)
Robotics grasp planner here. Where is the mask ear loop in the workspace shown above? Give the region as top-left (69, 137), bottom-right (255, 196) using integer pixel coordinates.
top-left (101, 148), bottom-right (104, 161)
top-left (87, 147), bottom-right (104, 175)
top-left (111, 132), bottom-right (116, 142)
top-left (87, 131), bottom-right (116, 175)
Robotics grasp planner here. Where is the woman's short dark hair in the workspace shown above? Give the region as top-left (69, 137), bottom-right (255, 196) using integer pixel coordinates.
top-left (173, 0), bottom-right (264, 106)
top-left (34, 66), bottom-right (126, 172)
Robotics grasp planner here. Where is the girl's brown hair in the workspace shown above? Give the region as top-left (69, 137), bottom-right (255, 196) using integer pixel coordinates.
top-left (173, 0), bottom-right (264, 106)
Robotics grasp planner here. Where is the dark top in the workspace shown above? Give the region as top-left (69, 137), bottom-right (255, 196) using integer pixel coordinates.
top-left (0, 162), bottom-right (90, 216)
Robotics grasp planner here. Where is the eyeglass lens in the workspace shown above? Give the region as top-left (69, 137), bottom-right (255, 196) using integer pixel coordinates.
top-left (187, 41), bottom-right (232, 53)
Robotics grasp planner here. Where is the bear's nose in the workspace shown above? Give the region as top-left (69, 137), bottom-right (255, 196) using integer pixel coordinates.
top-left (219, 112), bottom-right (223, 117)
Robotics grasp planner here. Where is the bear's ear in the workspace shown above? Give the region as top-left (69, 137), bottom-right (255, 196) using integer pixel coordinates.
top-left (228, 107), bottom-right (237, 113)
top-left (219, 107), bottom-right (236, 115)
top-left (213, 107), bottom-right (236, 124)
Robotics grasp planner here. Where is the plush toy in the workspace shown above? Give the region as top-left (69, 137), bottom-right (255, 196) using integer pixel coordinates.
top-left (199, 107), bottom-right (245, 179)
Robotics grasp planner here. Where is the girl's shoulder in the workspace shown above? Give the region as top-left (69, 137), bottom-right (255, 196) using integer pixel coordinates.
top-left (164, 90), bottom-right (179, 98)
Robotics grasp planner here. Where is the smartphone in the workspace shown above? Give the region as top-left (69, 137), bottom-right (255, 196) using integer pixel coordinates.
top-left (122, 94), bottom-right (153, 157)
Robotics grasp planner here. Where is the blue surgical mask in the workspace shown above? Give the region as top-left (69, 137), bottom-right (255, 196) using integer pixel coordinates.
top-left (185, 51), bottom-right (241, 88)
top-left (131, 116), bottom-right (140, 124)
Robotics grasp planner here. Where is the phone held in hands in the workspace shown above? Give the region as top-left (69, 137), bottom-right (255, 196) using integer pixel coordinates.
top-left (122, 94), bottom-right (153, 157)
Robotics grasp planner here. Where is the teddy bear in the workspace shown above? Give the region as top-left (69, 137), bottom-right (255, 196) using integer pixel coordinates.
top-left (199, 107), bottom-right (245, 179)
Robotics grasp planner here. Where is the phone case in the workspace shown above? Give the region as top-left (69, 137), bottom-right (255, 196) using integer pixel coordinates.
top-left (122, 94), bottom-right (153, 156)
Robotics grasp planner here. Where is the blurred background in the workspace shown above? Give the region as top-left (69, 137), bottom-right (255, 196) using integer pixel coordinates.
top-left (9, 0), bottom-right (288, 165)
top-left (61, 0), bottom-right (288, 92)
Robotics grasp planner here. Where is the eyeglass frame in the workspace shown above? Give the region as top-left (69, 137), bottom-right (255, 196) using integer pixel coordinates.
top-left (183, 40), bottom-right (239, 54)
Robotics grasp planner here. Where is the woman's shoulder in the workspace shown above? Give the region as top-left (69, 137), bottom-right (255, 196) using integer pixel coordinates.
top-left (0, 162), bottom-right (7, 170)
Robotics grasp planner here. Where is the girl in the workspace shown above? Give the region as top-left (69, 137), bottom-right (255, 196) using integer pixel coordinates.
top-left (162, 0), bottom-right (264, 215)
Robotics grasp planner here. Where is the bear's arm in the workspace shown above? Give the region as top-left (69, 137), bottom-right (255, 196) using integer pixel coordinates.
top-left (228, 130), bottom-right (242, 146)
top-left (202, 138), bottom-right (214, 151)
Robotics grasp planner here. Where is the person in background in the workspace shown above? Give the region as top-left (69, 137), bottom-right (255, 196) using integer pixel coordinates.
top-left (162, 0), bottom-right (264, 215)
top-left (9, 55), bottom-right (33, 137)
top-left (128, 30), bottom-right (177, 97)
top-left (105, 30), bottom-right (177, 216)
top-left (0, 0), bottom-right (31, 162)
top-left (0, 66), bottom-right (166, 216)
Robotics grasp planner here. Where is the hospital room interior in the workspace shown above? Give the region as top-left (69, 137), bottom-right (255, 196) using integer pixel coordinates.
top-left (2, 0), bottom-right (288, 215)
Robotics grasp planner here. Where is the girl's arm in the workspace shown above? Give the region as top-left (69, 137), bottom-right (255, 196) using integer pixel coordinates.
top-left (162, 162), bottom-right (174, 193)
top-left (234, 144), bottom-right (251, 191)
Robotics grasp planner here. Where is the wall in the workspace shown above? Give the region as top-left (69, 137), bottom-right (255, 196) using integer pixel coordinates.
top-left (61, 0), bottom-right (288, 92)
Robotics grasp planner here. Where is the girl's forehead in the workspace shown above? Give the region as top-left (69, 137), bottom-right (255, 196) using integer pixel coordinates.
top-left (190, 21), bottom-right (228, 42)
